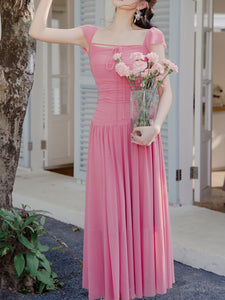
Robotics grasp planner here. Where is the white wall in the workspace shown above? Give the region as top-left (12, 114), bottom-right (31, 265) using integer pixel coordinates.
top-left (213, 0), bottom-right (225, 98)
top-left (212, 0), bottom-right (225, 170)
top-left (213, 33), bottom-right (225, 97)
top-left (212, 111), bottom-right (225, 170)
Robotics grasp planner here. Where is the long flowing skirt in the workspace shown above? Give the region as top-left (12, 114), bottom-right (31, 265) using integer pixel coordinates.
top-left (82, 117), bottom-right (175, 300)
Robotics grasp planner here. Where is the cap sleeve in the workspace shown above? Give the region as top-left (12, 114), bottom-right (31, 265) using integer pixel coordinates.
top-left (79, 24), bottom-right (97, 56)
top-left (144, 27), bottom-right (167, 51)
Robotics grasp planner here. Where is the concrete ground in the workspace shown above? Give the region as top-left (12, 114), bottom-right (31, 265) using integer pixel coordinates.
top-left (1, 215), bottom-right (225, 300)
top-left (12, 168), bottom-right (225, 280)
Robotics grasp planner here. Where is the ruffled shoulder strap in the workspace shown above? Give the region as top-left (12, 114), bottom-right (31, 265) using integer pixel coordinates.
top-left (79, 24), bottom-right (98, 55)
top-left (144, 26), bottom-right (167, 51)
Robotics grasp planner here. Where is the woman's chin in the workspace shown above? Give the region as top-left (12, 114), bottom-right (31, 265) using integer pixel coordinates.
top-left (113, 0), bottom-right (137, 9)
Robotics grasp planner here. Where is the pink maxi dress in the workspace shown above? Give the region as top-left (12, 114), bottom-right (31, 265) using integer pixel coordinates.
top-left (80, 24), bottom-right (175, 300)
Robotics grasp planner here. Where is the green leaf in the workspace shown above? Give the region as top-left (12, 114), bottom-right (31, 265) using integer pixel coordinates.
top-left (40, 216), bottom-right (45, 226)
top-left (46, 283), bottom-right (56, 290)
top-left (59, 240), bottom-right (68, 248)
top-left (32, 220), bottom-right (40, 226)
top-left (1, 247), bottom-right (11, 256)
top-left (1, 214), bottom-right (15, 222)
top-left (26, 252), bottom-right (39, 277)
top-left (21, 203), bottom-right (31, 210)
top-left (58, 248), bottom-right (66, 253)
top-left (14, 254), bottom-right (25, 277)
top-left (18, 288), bottom-right (31, 294)
top-left (22, 215), bottom-right (40, 230)
top-left (11, 209), bottom-right (23, 226)
top-left (30, 232), bottom-right (38, 248)
top-left (52, 245), bottom-right (61, 251)
top-left (25, 225), bottom-right (35, 233)
top-left (51, 271), bottom-right (58, 279)
top-left (38, 228), bottom-right (46, 235)
top-left (58, 281), bottom-right (64, 287)
top-left (18, 234), bottom-right (34, 250)
top-left (36, 269), bottom-right (53, 285)
top-left (4, 220), bottom-right (18, 232)
top-left (40, 256), bottom-right (51, 273)
top-left (0, 209), bottom-right (15, 220)
top-left (38, 243), bottom-right (49, 252)
top-left (39, 282), bottom-right (46, 294)
top-left (35, 251), bottom-right (51, 272)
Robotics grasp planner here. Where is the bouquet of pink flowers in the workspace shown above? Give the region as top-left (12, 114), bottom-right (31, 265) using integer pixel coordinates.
top-left (113, 51), bottom-right (178, 91)
top-left (113, 51), bottom-right (178, 141)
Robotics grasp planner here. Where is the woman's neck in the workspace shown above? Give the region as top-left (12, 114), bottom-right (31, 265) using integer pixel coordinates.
top-left (107, 8), bottom-right (137, 32)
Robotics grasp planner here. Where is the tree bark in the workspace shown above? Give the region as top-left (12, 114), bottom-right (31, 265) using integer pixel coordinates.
top-left (0, 0), bottom-right (36, 208)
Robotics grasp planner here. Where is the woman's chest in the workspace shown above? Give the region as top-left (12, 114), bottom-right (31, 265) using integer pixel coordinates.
top-left (89, 45), bottom-right (149, 76)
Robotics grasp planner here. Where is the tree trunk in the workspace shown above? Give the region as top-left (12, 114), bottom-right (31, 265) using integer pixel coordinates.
top-left (0, 0), bottom-right (36, 208)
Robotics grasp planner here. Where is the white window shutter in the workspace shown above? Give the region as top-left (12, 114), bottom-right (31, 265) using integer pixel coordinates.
top-left (153, 0), bottom-right (170, 192)
top-left (74, 0), bottom-right (104, 180)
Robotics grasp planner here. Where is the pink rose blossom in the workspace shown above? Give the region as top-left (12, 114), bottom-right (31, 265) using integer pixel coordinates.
top-left (133, 60), bottom-right (147, 74)
top-left (141, 69), bottom-right (149, 78)
top-left (169, 62), bottom-right (179, 74)
top-left (150, 63), bottom-right (164, 75)
top-left (156, 75), bottom-right (170, 87)
top-left (129, 70), bottom-right (136, 77)
top-left (113, 53), bottom-right (122, 61)
top-left (115, 62), bottom-right (130, 77)
top-left (156, 75), bottom-right (164, 85)
top-left (161, 59), bottom-right (178, 73)
top-left (161, 58), bottom-right (171, 66)
top-left (146, 52), bottom-right (159, 63)
top-left (130, 52), bottom-right (145, 61)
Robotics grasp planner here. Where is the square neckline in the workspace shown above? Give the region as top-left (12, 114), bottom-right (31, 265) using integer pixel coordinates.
top-left (90, 26), bottom-right (151, 48)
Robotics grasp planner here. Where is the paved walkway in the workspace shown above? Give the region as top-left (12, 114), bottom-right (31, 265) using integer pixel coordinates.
top-left (13, 169), bottom-right (225, 277)
top-left (1, 215), bottom-right (225, 300)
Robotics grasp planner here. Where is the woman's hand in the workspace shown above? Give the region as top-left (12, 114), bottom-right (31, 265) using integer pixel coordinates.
top-left (131, 124), bottom-right (160, 146)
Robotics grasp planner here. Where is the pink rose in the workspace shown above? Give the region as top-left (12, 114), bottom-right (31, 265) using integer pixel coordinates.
top-left (115, 62), bottom-right (130, 77)
top-left (130, 52), bottom-right (145, 61)
top-left (133, 60), bottom-right (147, 74)
top-left (146, 52), bottom-right (159, 63)
top-left (150, 63), bottom-right (164, 75)
top-left (156, 75), bottom-right (164, 85)
top-left (169, 62), bottom-right (179, 74)
top-left (113, 53), bottom-right (122, 61)
top-left (129, 70), bottom-right (136, 76)
top-left (156, 75), bottom-right (169, 87)
top-left (161, 59), bottom-right (178, 73)
top-left (141, 69), bottom-right (149, 78)
top-left (161, 58), bottom-right (172, 67)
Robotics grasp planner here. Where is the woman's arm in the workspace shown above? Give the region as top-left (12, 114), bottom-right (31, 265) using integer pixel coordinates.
top-left (29, 0), bottom-right (87, 48)
top-left (151, 43), bottom-right (173, 133)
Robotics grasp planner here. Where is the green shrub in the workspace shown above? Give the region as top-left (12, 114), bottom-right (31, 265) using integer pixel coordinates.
top-left (0, 204), bottom-right (63, 294)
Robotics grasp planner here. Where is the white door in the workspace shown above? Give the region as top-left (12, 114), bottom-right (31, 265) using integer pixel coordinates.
top-left (194, 0), bottom-right (214, 202)
top-left (46, 0), bottom-right (74, 167)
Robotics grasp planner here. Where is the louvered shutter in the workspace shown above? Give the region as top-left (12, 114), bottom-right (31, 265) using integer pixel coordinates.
top-left (19, 97), bottom-right (31, 168)
top-left (152, 1), bottom-right (171, 192)
top-left (74, 0), bottom-right (104, 180)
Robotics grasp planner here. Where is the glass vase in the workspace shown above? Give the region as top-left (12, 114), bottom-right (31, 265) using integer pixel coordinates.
top-left (130, 88), bottom-right (157, 143)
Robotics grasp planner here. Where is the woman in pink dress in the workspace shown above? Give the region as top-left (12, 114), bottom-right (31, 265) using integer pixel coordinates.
top-left (30, 0), bottom-right (175, 299)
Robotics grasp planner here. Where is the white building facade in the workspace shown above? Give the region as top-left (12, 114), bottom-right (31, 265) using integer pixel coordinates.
top-left (19, 0), bottom-right (221, 207)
